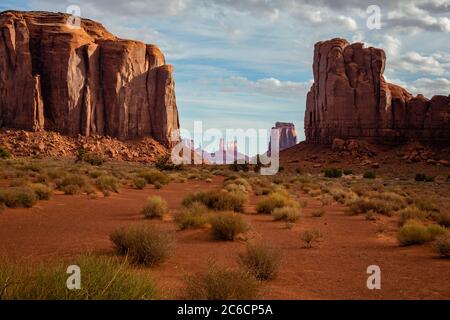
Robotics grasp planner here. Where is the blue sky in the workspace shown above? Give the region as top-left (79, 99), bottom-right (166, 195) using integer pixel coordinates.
top-left (2, 0), bottom-right (450, 155)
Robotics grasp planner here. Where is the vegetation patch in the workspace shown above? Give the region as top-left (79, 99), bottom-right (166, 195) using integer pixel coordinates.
top-left (0, 187), bottom-right (37, 208)
top-left (210, 212), bottom-right (248, 241)
top-left (238, 242), bottom-right (281, 281)
top-left (110, 225), bottom-right (173, 266)
top-left (182, 190), bottom-right (247, 213)
top-left (174, 202), bottom-right (210, 230)
top-left (397, 220), bottom-right (447, 246)
top-left (433, 234), bottom-right (450, 258)
top-left (142, 196), bottom-right (169, 219)
top-left (272, 207), bottom-right (301, 222)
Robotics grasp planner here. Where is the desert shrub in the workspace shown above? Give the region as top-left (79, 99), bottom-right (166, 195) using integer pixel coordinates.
top-left (312, 209), bottom-right (325, 218)
top-left (88, 170), bottom-right (104, 179)
top-left (76, 148), bottom-right (105, 166)
top-left (223, 177), bottom-right (252, 193)
top-left (343, 169), bottom-right (353, 175)
top-left (433, 234), bottom-right (450, 258)
top-left (209, 212), bottom-right (248, 241)
top-left (30, 183), bottom-right (52, 200)
top-left (363, 170), bottom-right (376, 179)
top-left (328, 186), bottom-right (357, 204)
top-left (432, 212), bottom-right (450, 228)
top-left (256, 192), bottom-right (296, 214)
top-left (320, 194), bottom-right (334, 206)
top-left (0, 146), bottom-right (11, 159)
top-left (138, 169), bottom-right (169, 186)
top-left (58, 174), bottom-right (86, 189)
top-left (154, 181), bottom-right (163, 189)
top-left (110, 225), bottom-right (173, 266)
top-left (365, 211), bottom-right (376, 221)
top-left (397, 220), bottom-right (447, 246)
top-left (61, 184), bottom-right (81, 195)
top-left (349, 198), bottom-right (393, 216)
top-left (9, 178), bottom-right (29, 187)
top-left (0, 187), bottom-right (37, 208)
top-left (272, 207), bottom-right (301, 222)
top-left (229, 161), bottom-right (250, 172)
top-left (142, 196), bottom-right (169, 219)
top-left (398, 207), bottom-right (428, 226)
top-left (415, 199), bottom-right (439, 213)
top-left (133, 177), bottom-right (147, 190)
top-left (155, 154), bottom-right (183, 171)
top-left (238, 242), bottom-right (281, 280)
top-left (182, 190), bottom-right (246, 213)
top-left (415, 173), bottom-right (427, 182)
top-left (174, 202), bottom-right (209, 230)
top-left (0, 255), bottom-right (157, 299)
top-left (301, 229), bottom-right (323, 248)
top-left (324, 168), bottom-right (342, 178)
top-left (184, 262), bottom-right (260, 300)
top-left (96, 175), bottom-right (119, 196)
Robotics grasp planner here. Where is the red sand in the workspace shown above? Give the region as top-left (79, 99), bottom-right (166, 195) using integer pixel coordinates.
top-left (0, 177), bottom-right (449, 299)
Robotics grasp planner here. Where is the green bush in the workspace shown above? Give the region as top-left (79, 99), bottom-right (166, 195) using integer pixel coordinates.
top-left (142, 196), bottom-right (169, 219)
top-left (397, 220), bottom-right (447, 246)
top-left (138, 169), bottom-right (169, 186)
top-left (256, 192), bottom-right (296, 214)
top-left (183, 262), bottom-right (260, 300)
top-left (0, 255), bottom-right (157, 299)
top-left (0, 187), bottom-right (37, 208)
top-left (133, 177), bottom-right (147, 190)
top-left (182, 190), bottom-right (246, 213)
top-left (110, 225), bottom-right (173, 266)
top-left (0, 146), bottom-right (11, 159)
top-left (398, 207), bottom-right (428, 226)
top-left (433, 234), bottom-right (450, 258)
top-left (30, 183), bottom-right (52, 200)
top-left (238, 242), bottom-right (281, 280)
top-left (272, 207), bottom-right (301, 222)
top-left (324, 168), bottom-right (342, 178)
top-left (96, 175), bottom-right (119, 196)
top-left (174, 203), bottom-right (209, 230)
top-left (210, 212), bottom-right (248, 241)
top-left (363, 171), bottom-right (376, 179)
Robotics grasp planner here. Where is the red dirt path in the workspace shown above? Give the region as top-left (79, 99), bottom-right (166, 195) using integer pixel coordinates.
top-left (0, 177), bottom-right (449, 299)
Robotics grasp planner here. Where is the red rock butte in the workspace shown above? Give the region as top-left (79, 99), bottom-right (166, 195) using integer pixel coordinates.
top-left (0, 11), bottom-right (179, 147)
top-left (305, 38), bottom-right (450, 145)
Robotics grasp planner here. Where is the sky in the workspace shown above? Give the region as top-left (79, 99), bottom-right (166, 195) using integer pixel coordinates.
top-left (2, 0), bottom-right (450, 155)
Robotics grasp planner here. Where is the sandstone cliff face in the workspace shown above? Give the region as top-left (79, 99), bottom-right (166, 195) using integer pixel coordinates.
top-left (0, 11), bottom-right (179, 147)
top-left (269, 122), bottom-right (298, 153)
top-left (305, 38), bottom-right (450, 145)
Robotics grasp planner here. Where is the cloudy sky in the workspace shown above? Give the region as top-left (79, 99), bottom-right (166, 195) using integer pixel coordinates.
top-left (2, 0), bottom-right (450, 154)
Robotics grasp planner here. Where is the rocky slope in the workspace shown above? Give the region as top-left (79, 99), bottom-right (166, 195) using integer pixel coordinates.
top-left (0, 11), bottom-right (179, 147)
top-left (305, 38), bottom-right (450, 145)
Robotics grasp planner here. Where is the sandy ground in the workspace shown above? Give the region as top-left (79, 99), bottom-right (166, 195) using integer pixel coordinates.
top-left (0, 177), bottom-right (449, 300)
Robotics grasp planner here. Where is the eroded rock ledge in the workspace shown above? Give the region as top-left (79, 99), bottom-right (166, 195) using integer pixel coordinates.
top-left (305, 38), bottom-right (450, 145)
top-left (0, 11), bottom-right (179, 147)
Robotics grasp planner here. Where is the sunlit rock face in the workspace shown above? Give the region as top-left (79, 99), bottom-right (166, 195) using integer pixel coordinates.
top-left (304, 38), bottom-right (450, 145)
top-left (0, 11), bottom-right (179, 147)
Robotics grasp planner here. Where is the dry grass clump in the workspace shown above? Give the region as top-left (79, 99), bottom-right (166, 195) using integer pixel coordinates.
top-left (238, 242), bottom-right (281, 280)
top-left (397, 220), bottom-right (448, 246)
top-left (138, 169), bottom-right (169, 186)
top-left (30, 183), bottom-right (53, 200)
top-left (398, 207), bottom-right (429, 226)
top-left (182, 190), bottom-right (247, 213)
top-left (301, 229), bottom-right (323, 248)
top-left (209, 212), bottom-right (249, 241)
top-left (183, 262), bottom-right (260, 300)
top-left (433, 234), bottom-right (450, 258)
top-left (0, 187), bottom-right (37, 208)
top-left (272, 206), bottom-right (301, 222)
top-left (312, 208), bottom-right (325, 218)
top-left (349, 198), bottom-right (393, 216)
top-left (327, 186), bottom-right (358, 204)
top-left (0, 255), bottom-right (157, 299)
top-left (142, 196), bottom-right (169, 219)
top-left (223, 177), bottom-right (252, 193)
top-left (174, 202), bottom-right (210, 230)
top-left (132, 177), bottom-right (147, 190)
top-left (110, 225), bottom-right (173, 266)
top-left (256, 191), bottom-right (297, 214)
top-left (432, 212), bottom-right (450, 228)
top-left (57, 174), bottom-right (87, 195)
top-left (96, 175), bottom-right (119, 196)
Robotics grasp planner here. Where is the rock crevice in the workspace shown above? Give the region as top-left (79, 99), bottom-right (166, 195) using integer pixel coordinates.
top-left (0, 11), bottom-right (179, 147)
top-left (305, 38), bottom-right (450, 145)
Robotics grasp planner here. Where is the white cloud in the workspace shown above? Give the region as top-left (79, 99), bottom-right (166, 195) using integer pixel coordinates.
top-left (408, 78), bottom-right (450, 97)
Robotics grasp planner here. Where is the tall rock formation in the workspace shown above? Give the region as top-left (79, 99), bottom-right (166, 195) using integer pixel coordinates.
top-left (269, 122), bottom-right (298, 153)
top-left (0, 11), bottom-right (179, 147)
top-left (304, 38), bottom-right (450, 145)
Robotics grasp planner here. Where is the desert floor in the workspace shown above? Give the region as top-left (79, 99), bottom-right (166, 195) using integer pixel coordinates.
top-left (1, 177), bottom-right (449, 300)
